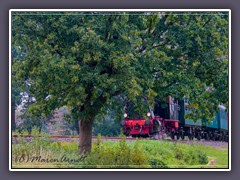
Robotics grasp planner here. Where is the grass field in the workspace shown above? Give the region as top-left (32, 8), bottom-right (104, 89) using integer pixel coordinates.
top-left (11, 133), bottom-right (228, 169)
top-left (200, 145), bottom-right (228, 168)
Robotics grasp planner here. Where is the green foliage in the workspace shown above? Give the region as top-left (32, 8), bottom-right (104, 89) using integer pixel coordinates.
top-left (196, 149), bottom-right (208, 164)
top-left (115, 137), bottom-right (132, 167)
top-left (84, 137), bottom-right (148, 168)
top-left (11, 45), bottom-right (24, 109)
top-left (62, 108), bottom-right (80, 135)
top-left (12, 11), bottom-right (229, 124)
top-left (130, 140), bottom-right (148, 166)
top-left (17, 108), bottom-right (53, 134)
top-left (148, 158), bottom-right (169, 168)
top-left (93, 114), bottom-right (121, 136)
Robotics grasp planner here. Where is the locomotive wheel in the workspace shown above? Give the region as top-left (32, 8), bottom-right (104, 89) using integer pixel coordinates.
top-left (205, 133), bottom-right (210, 140)
top-left (188, 134), bottom-right (193, 140)
top-left (191, 136), bottom-right (194, 140)
top-left (225, 135), bottom-right (228, 142)
top-left (197, 136), bottom-right (200, 141)
top-left (211, 135), bottom-right (215, 141)
top-left (179, 130), bottom-right (184, 140)
top-left (171, 132), bottom-right (175, 140)
top-left (125, 128), bottom-right (130, 136)
top-left (197, 133), bottom-right (201, 140)
top-left (209, 133), bottom-right (214, 141)
top-left (220, 133), bottom-right (225, 141)
top-left (144, 134), bottom-right (150, 138)
top-left (211, 134), bottom-right (215, 141)
top-left (219, 134), bottom-right (222, 141)
top-left (177, 133), bottom-right (180, 140)
top-left (181, 133), bottom-right (185, 140)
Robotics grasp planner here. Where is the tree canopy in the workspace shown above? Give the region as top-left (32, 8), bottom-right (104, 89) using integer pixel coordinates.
top-left (11, 11), bottom-right (229, 153)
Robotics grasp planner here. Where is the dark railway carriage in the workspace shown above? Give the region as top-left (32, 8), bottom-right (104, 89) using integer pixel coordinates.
top-left (178, 100), bottom-right (203, 140)
top-left (154, 97), bottom-right (180, 138)
top-left (154, 97), bottom-right (179, 120)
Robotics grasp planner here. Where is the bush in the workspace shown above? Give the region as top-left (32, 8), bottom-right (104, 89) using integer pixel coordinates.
top-left (149, 158), bottom-right (169, 168)
top-left (196, 149), bottom-right (208, 164)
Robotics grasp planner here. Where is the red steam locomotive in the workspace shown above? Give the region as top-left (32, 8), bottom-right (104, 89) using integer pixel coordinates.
top-left (120, 97), bottom-right (179, 139)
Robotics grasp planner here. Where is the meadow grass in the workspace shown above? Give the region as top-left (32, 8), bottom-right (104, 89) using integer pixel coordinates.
top-left (12, 131), bottom-right (228, 169)
top-left (199, 145), bottom-right (228, 168)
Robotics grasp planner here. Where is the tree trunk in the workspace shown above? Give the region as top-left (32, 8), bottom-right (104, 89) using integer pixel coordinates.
top-left (75, 119), bottom-right (80, 135)
top-left (78, 119), bottom-right (94, 154)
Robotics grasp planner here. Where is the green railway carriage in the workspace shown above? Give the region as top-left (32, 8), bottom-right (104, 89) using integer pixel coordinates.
top-left (218, 106), bottom-right (228, 131)
top-left (178, 100), bottom-right (203, 140)
top-left (205, 106), bottom-right (227, 130)
top-left (178, 100), bottom-right (202, 127)
top-left (205, 113), bottom-right (219, 129)
top-left (178, 100), bottom-right (228, 141)
top-left (204, 106), bottom-right (228, 141)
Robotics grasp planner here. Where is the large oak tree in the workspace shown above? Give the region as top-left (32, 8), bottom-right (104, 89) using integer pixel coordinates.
top-left (12, 11), bottom-right (229, 154)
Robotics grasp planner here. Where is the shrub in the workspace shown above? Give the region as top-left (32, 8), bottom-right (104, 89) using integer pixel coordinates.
top-left (149, 158), bottom-right (169, 168)
top-left (196, 149), bottom-right (208, 164)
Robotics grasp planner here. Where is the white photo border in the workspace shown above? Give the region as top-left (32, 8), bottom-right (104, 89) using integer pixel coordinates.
top-left (9, 9), bottom-right (231, 171)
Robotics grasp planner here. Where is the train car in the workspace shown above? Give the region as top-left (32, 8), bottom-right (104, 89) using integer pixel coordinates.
top-left (121, 97), bottom-right (228, 142)
top-left (178, 100), bottom-right (204, 140)
top-left (205, 105), bottom-right (228, 141)
top-left (204, 112), bottom-right (219, 140)
top-left (178, 100), bottom-right (228, 141)
top-left (219, 108), bottom-right (229, 142)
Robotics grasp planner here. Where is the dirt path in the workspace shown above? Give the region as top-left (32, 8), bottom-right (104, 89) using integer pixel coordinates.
top-left (207, 159), bottom-right (217, 166)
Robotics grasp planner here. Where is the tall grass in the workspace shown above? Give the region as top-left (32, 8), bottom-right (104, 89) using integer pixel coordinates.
top-left (12, 127), bottom-right (83, 168)
top-left (85, 137), bottom-right (209, 168)
top-left (12, 130), bottom-right (228, 169)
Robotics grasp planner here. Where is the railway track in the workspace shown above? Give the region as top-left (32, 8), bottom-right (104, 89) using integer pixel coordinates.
top-left (12, 134), bottom-right (136, 140)
top-left (12, 135), bottom-right (228, 149)
top-left (11, 135), bottom-right (140, 143)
